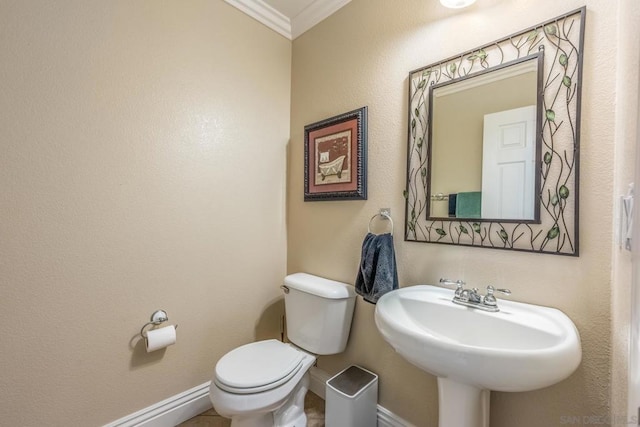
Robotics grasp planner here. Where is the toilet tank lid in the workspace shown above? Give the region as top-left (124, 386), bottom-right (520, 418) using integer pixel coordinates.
top-left (284, 273), bottom-right (356, 299)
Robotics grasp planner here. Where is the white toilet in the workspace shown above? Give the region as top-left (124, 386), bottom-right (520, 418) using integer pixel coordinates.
top-left (209, 273), bottom-right (356, 427)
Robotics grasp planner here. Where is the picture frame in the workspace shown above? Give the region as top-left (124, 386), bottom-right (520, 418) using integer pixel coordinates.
top-left (404, 8), bottom-right (585, 255)
top-left (304, 106), bottom-right (368, 201)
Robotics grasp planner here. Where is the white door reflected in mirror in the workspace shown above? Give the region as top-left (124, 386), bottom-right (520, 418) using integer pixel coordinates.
top-left (481, 105), bottom-right (536, 220)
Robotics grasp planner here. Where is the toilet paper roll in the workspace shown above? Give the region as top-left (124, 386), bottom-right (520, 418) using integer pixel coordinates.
top-left (145, 325), bottom-right (177, 353)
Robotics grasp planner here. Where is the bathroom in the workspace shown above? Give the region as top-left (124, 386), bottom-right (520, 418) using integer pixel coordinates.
top-left (0, 0), bottom-right (638, 426)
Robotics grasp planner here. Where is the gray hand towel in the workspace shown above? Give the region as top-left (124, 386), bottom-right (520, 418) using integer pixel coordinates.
top-left (355, 232), bottom-right (399, 304)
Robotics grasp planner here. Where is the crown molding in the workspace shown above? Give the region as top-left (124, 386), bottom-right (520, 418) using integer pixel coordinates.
top-left (225, 0), bottom-right (351, 40)
top-left (224, 0), bottom-right (292, 39)
top-left (291, 0), bottom-right (351, 39)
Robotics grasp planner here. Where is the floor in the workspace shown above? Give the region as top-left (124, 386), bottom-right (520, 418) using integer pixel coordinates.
top-left (178, 391), bottom-right (326, 427)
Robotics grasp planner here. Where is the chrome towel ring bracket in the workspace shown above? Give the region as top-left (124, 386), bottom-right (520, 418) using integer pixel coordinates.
top-left (368, 208), bottom-right (394, 235)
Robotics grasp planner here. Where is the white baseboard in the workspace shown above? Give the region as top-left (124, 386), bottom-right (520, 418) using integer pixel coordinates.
top-left (309, 366), bottom-right (415, 427)
top-left (309, 366), bottom-right (331, 399)
top-left (376, 404), bottom-right (415, 427)
top-left (103, 382), bottom-right (212, 427)
top-left (105, 368), bottom-right (414, 427)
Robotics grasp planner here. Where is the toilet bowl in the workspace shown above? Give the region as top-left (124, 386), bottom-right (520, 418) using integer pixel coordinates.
top-left (209, 273), bottom-right (356, 427)
top-left (210, 340), bottom-right (316, 427)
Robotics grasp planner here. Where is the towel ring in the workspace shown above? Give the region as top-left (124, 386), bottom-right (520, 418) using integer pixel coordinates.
top-left (368, 212), bottom-right (394, 235)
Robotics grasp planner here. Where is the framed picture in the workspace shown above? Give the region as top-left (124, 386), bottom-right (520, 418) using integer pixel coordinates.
top-left (304, 106), bottom-right (367, 201)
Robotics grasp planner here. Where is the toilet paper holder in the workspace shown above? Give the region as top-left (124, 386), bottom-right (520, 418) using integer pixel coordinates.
top-left (140, 309), bottom-right (178, 339)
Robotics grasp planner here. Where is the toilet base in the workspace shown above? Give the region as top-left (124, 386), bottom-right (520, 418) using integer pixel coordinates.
top-left (273, 373), bottom-right (308, 427)
top-left (230, 413), bottom-right (273, 427)
top-left (226, 373), bottom-right (309, 427)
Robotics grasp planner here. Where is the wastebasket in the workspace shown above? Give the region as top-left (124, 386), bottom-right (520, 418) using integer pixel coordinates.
top-left (325, 365), bottom-right (378, 427)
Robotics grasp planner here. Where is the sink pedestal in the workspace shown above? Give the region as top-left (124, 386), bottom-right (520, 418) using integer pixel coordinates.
top-left (437, 378), bottom-right (489, 427)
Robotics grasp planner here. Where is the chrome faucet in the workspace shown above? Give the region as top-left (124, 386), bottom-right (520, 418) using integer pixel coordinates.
top-left (439, 279), bottom-right (511, 312)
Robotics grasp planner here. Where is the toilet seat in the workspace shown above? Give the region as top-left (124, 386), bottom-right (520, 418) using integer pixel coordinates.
top-left (214, 339), bottom-right (304, 394)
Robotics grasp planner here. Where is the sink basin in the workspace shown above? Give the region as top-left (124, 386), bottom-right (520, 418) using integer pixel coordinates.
top-left (375, 285), bottom-right (581, 427)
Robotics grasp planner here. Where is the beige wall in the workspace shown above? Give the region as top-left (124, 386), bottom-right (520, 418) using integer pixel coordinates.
top-left (0, 1), bottom-right (290, 425)
top-left (289, 1), bottom-right (625, 426)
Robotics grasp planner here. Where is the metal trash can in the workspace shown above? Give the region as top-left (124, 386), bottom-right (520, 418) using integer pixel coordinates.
top-left (325, 365), bottom-right (378, 427)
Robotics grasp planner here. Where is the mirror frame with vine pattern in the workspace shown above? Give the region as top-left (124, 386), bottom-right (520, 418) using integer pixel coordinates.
top-left (404, 7), bottom-right (585, 256)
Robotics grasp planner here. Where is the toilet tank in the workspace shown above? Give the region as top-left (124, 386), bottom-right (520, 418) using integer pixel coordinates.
top-left (283, 273), bottom-right (356, 355)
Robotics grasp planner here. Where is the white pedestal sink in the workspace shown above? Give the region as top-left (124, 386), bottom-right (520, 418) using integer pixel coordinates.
top-left (374, 285), bottom-right (581, 427)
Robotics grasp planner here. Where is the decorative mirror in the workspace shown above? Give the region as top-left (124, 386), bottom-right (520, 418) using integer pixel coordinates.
top-left (404, 8), bottom-right (585, 255)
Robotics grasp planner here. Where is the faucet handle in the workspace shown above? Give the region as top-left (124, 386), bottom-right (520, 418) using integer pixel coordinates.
top-left (440, 278), bottom-right (465, 298)
top-left (483, 285), bottom-right (511, 307)
top-left (486, 285), bottom-right (511, 295)
top-left (440, 278), bottom-right (465, 288)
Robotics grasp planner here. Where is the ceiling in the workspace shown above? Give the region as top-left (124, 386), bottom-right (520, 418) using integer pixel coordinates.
top-left (262, 0), bottom-right (317, 18)
top-left (224, 0), bottom-right (351, 40)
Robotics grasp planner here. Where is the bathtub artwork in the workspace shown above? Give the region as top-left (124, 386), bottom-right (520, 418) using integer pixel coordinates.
top-left (315, 131), bottom-right (350, 184)
top-left (304, 107), bottom-right (367, 201)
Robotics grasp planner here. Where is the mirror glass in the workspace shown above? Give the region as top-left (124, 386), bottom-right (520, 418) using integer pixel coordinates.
top-left (427, 55), bottom-right (542, 221)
